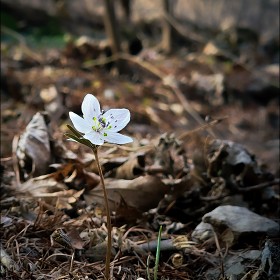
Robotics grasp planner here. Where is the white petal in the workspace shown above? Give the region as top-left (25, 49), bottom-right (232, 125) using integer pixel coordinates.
top-left (103, 109), bottom-right (130, 132)
top-left (105, 132), bottom-right (133, 144)
top-left (82, 94), bottom-right (101, 122)
top-left (84, 131), bottom-right (104, 145)
top-left (69, 112), bottom-right (91, 133)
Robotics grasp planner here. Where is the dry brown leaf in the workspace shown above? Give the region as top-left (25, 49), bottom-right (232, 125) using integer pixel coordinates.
top-left (18, 176), bottom-right (84, 209)
top-left (16, 112), bottom-right (51, 179)
top-left (50, 162), bottom-right (100, 191)
top-left (84, 175), bottom-right (169, 212)
top-left (206, 139), bottom-right (262, 186)
top-left (19, 176), bottom-right (66, 195)
top-left (153, 133), bottom-right (188, 178)
top-left (67, 228), bottom-right (85, 250)
top-left (115, 153), bottom-right (145, 179)
top-left (115, 195), bottom-right (142, 223)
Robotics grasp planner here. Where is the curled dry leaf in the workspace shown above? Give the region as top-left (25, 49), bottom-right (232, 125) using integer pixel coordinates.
top-left (50, 162), bottom-right (100, 191)
top-left (19, 176), bottom-right (66, 194)
top-left (51, 228), bottom-right (84, 250)
top-left (19, 176), bottom-right (84, 209)
top-left (66, 229), bottom-right (85, 250)
top-left (206, 139), bottom-right (262, 186)
top-left (114, 153), bottom-right (145, 179)
top-left (171, 253), bottom-right (184, 268)
top-left (51, 228), bottom-right (73, 249)
top-left (16, 112), bottom-right (51, 179)
top-left (84, 175), bottom-right (169, 212)
top-left (153, 133), bottom-right (189, 178)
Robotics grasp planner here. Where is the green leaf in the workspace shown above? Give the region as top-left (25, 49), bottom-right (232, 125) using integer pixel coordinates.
top-left (154, 225), bottom-right (163, 280)
top-left (65, 133), bottom-right (80, 142)
top-left (65, 133), bottom-right (93, 148)
top-left (66, 124), bottom-right (84, 138)
top-left (80, 139), bottom-right (94, 148)
top-left (65, 125), bottom-right (98, 150)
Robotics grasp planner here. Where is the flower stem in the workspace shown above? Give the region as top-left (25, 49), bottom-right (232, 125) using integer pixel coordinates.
top-left (93, 148), bottom-right (112, 280)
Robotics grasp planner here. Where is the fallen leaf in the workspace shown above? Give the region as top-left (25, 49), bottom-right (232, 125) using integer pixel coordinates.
top-left (84, 175), bottom-right (169, 212)
top-left (16, 112), bottom-right (51, 179)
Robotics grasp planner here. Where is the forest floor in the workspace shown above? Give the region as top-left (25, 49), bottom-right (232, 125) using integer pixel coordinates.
top-left (1, 5), bottom-right (279, 279)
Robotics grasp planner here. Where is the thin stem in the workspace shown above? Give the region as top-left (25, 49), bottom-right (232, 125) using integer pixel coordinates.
top-left (93, 148), bottom-right (112, 280)
top-left (154, 225), bottom-right (163, 280)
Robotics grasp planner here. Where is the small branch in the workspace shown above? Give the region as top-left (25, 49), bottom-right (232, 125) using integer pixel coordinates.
top-left (93, 148), bottom-right (112, 280)
top-left (178, 117), bottom-right (227, 141)
top-left (2, 25), bottom-right (42, 63)
top-left (82, 53), bottom-right (220, 136)
top-left (237, 179), bottom-right (280, 193)
top-left (213, 230), bottom-right (225, 277)
top-left (200, 193), bottom-right (229, 201)
top-left (163, 9), bottom-right (206, 44)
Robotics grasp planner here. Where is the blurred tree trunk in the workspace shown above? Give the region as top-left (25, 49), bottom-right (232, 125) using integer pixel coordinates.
top-left (103, 0), bottom-right (127, 74)
top-left (161, 0), bottom-right (175, 54)
top-left (120, 0), bottom-right (131, 22)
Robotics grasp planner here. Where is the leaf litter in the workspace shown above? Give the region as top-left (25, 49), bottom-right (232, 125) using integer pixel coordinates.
top-left (1, 22), bottom-right (279, 280)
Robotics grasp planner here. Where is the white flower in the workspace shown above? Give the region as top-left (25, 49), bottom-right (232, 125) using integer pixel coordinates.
top-left (69, 94), bottom-right (133, 145)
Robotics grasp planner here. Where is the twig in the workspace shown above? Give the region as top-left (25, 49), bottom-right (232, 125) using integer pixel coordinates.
top-left (200, 193), bottom-right (229, 201)
top-left (83, 53), bottom-right (213, 132)
top-left (162, 9), bottom-right (206, 44)
top-left (69, 251), bottom-right (75, 273)
top-left (1, 25), bottom-right (42, 63)
top-left (212, 230), bottom-right (225, 278)
top-left (178, 117), bottom-right (227, 140)
top-left (147, 254), bottom-right (151, 280)
top-left (237, 178), bottom-right (280, 193)
top-left (44, 253), bottom-right (73, 262)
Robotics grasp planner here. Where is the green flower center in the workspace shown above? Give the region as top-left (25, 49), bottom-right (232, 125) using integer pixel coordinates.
top-left (92, 115), bottom-right (112, 135)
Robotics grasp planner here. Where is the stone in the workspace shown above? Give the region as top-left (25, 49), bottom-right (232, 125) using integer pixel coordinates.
top-left (191, 222), bottom-right (214, 243)
top-left (202, 205), bottom-right (279, 243)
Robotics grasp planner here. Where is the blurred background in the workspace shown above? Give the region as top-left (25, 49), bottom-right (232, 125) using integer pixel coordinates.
top-left (1, 0), bottom-right (279, 173)
top-left (1, 0), bottom-right (279, 42)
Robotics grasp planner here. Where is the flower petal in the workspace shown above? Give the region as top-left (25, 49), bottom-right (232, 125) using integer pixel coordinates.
top-left (69, 112), bottom-right (91, 133)
top-left (105, 132), bottom-right (133, 144)
top-left (82, 94), bottom-right (101, 122)
top-left (84, 131), bottom-right (104, 145)
top-left (103, 109), bottom-right (130, 132)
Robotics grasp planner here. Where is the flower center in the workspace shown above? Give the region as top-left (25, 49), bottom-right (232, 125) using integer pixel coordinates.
top-left (92, 114), bottom-right (112, 133)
